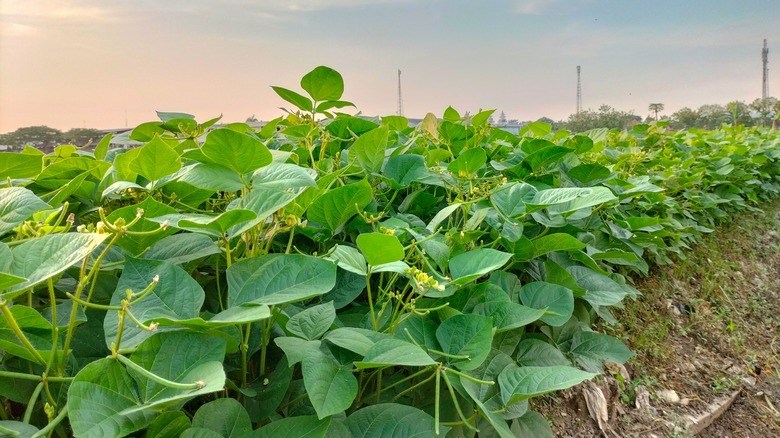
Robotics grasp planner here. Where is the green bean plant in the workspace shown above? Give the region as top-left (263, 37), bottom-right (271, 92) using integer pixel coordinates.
top-left (1, 66), bottom-right (779, 437)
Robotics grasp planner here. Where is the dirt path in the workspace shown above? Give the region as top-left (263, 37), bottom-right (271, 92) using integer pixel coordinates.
top-left (537, 200), bottom-right (780, 437)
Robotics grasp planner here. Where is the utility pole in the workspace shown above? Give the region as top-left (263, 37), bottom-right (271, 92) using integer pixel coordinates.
top-left (397, 69), bottom-right (404, 117)
top-left (762, 39), bottom-right (769, 99)
top-left (576, 65), bottom-right (582, 114)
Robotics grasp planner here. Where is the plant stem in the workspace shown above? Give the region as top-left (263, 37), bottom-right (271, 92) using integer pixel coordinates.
top-left (443, 367), bottom-right (495, 385)
top-left (0, 299), bottom-right (47, 365)
top-left (365, 272), bottom-right (378, 330)
top-left (434, 366), bottom-right (441, 436)
top-left (23, 383), bottom-right (43, 423)
top-left (441, 370), bottom-right (477, 431)
top-left (0, 370), bottom-right (73, 383)
top-left (30, 404), bottom-right (68, 438)
top-left (240, 323), bottom-right (251, 387)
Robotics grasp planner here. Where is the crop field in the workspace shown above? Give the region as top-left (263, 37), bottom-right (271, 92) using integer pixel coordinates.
top-left (1, 67), bottom-right (779, 437)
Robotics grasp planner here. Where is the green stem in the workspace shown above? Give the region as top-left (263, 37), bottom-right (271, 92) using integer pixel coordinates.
top-left (391, 371), bottom-right (436, 402)
top-left (240, 323), bottom-right (252, 387)
top-left (116, 355), bottom-right (204, 390)
top-left (0, 423), bottom-right (20, 437)
top-left (441, 370), bottom-right (477, 431)
top-left (124, 306), bottom-right (156, 331)
top-left (434, 367), bottom-right (441, 436)
top-left (112, 307), bottom-right (126, 357)
top-left (23, 383), bottom-right (43, 424)
top-left (378, 367), bottom-right (431, 396)
top-left (65, 293), bottom-right (121, 310)
top-left (30, 404), bottom-right (68, 438)
top-left (365, 272), bottom-right (378, 331)
top-left (285, 227), bottom-right (296, 254)
top-left (444, 367), bottom-right (495, 386)
top-left (0, 299), bottom-right (47, 365)
top-left (0, 370), bottom-right (73, 383)
top-left (426, 348), bottom-right (470, 360)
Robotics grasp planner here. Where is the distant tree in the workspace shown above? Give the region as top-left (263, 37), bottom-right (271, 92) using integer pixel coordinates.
top-left (558, 105), bottom-right (640, 132)
top-left (536, 117), bottom-right (556, 130)
top-left (648, 103), bottom-right (664, 121)
top-left (670, 107), bottom-right (700, 130)
top-left (0, 126), bottom-right (64, 149)
top-left (488, 115), bottom-right (495, 125)
top-left (497, 111), bottom-right (507, 125)
top-left (507, 119), bottom-right (519, 124)
top-left (246, 114), bottom-right (259, 123)
top-left (749, 97), bottom-right (778, 127)
top-left (726, 101), bottom-right (752, 126)
top-left (63, 128), bottom-right (104, 146)
top-left (697, 104), bottom-right (728, 129)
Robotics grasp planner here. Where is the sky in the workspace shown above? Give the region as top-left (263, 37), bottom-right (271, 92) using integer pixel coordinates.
top-left (1, 0), bottom-right (779, 133)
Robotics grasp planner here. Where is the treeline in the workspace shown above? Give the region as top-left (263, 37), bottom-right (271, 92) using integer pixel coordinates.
top-left (0, 126), bottom-right (105, 150)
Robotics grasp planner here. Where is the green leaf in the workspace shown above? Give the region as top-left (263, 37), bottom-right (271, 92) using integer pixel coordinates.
top-left (301, 66), bottom-right (344, 101)
top-left (252, 163), bottom-right (316, 190)
top-left (142, 233), bottom-right (221, 265)
top-left (307, 179), bottom-right (373, 232)
top-left (129, 135), bottom-right (181, 181)
top-left (567, 266), bottom-right (628, 307)
top-left (531, 234), bottom-right (586, 258)
top-left (324, 327), bottom-right (381, 356)
top-left (286, 302), bottom-right (336, 340)
top-left (145, 412), bottom-right (191, 438)
top-left (149, 304), bottom-right (271, 330)
top-left (0, 152), bottom-right (43, 179)
top-left (519, 282), bottom-right (574, 327)
top-left (274, 337), bottom-right (322, 366)
top-left (511, 411), bottom-right (554, 438)
top-left (271, 86), bottom-right (313, 112)
top-left (316, 100), bottom-right (355, 113)
top-left (248, 356), bottom-right (293, 421)
top-left (253, 416), bottom-right (331, 438)
top-left (227, 254), bottom-right (337, 307)
top-left (129, 121), bottom-right (165, 142)
top-left (348, 126), bottom-right (388, 174)
top-left (156, 111), bottom-right (195, 122)
top-left (570, 331), bottom-right (635, 365)
top-left (0, 272), bottom-right (26, 291)
top-left (104, 257), bottom-right (205, 350)
top-left (0, 305), bottom-right (58, 364)
top-left (449, 249), bottom-right (513, 285)
top-left (436, 314), bottom-right (493, 371)
top-left (567, 164), bottom-right (611, 185)
top-left (302, 347), bottom-right (358, 419)
top-left (0, 421), bottom-right (39, 437)
top-left (498, 366), bottom-right (597, 405)
top-left (443, 106), bottom-right (460, 121)
top-left (0, 187), bottom-right (50, 236)
top-left (356, 232), bottom-right (405, 266)
top-left (181, 428), bottom-right (223, 438)
top-left (226, 188), bottom-right (299, 238)
top-left (192, 398), bottom-right (252, 438)
top-left (68, 333), bottom-right (226, 438)
top-left (155, 210), bottom-right (258, 237)
top-left (474, 299), bottom-right (546, 333)
top-left (93, 133), bottom-right (112, 161)
top-left (176, 163), bottom-right (245, 192)
top-left (355, 338), bottom-right (436, 369)
top-left (345, 404), bottom-right (449, 437)
top-left (516, 339), bottom-right (571, 367)
top-left (4, 233), bottom-right (108, 299)
top-left (425, 203), bottom-right (461, 232)
top-left (201, 128), bottom-right (272, 175)
top-left (448, 147), bottom-right (487, 176)
top-left (471, 109), bottom-right (495, 126)
top-left (383, 154), bottom-right (432, 187)
top-left (490, 183), bottom-right (536, 218)
top-left (394, 314), bottom-right (441, 351)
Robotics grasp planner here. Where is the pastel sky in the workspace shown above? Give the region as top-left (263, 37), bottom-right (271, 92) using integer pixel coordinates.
top-left (1, 0), bottom-right (779, 132)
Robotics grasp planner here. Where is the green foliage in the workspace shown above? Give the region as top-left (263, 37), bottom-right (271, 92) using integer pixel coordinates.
top-left (1, 66), bottom-right (780, 437)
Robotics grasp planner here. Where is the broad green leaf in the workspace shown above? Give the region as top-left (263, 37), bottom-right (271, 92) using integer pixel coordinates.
top-left (0, 152), bottom-right (43, 179)
top-left (201, 128), bottom-right (272, 174)
top-left (0, 187), bottom-right (51, 236)
top-left (129, 135), bottom-right (181, 181)
top-left (192, 398), bottom-right (252, 438)
top-left (104, 257), bottom-right (205, 350)
top-left (355, 338), bottom-right (436, 369)
top-left (345, 403), bottom-right (449, 438)
top-left (527, 187), bottom-right (593, 209)
top-left (394, 314), bottom-right (441, 351)
top-left (176, 163), bottom-right (245, 192)
top-left (0, 421), bottom-right (39, 437)
top-left (498, 366), bottom-right (597, 405)
top-left (248, 356), bottom-right (293, 421)
top-left (511, 411), bottom-right (554, 438)
top-left (301, 66), bottom-right (344, 101)
top-left (471, 109), bottom-right (495, 126)
top-left (436, 314), bottom-right (493, 371)
top-left (383, 154), bottom-right (428, 187)
top-left (156, 111), bottom-right (195, 122)
top-left (253, 416), bottom-right (331, 438)
top-left (491, 183), bottom-right (536, 218)
top-left (93, 133), bottom-right (112, 161)
top-left (226, 187), bottom-right (299, 238)
top-left (181, 428), bottom-right (223, 438)
top-left (145, 412), bottom-right (191, 438)
top-left (153, 210), bottom-right (257, 237)
top-left (326, 245), bottom-right (368, 276)
top-left (516, 339), bottom-right (571, 367)
top-left (227, 254), bottom-right (337, 307)
top-left (443, 106), bottom-right (460, 121)
top-left (0, 272), bottom-right (26, 291)
top-left (567, 266), bottom-right (628, 307)
top-left (302, 347), bottom-right (358, 419)
top-left (567, 164), bottom-right (611, 185)
top-left (448, 147), bottom-right (487, 176)
top-left (425, 202), bottom-right (461, 232)
top-left (519, 282), bottom-right (574, 327)
top-left (274, 337), bottom-right (322, 366)
top-left (252, 163), bottom-right (316, 190)
top-left (523, 145), bottom-right (573, 171)
top-left (271, 86), bottom-right (313, 112)
top-left (546, 187), bottom-right (617, 215)
top-left (449, 249), bottom-right (512, 285)
top-left (316, 99), bottom-right (355, 113)
top-left (307, 179), bottom-right (373, 232)
top-left (356, 232), bottom-right (404, 266)
top-left (570, 331), bottom-right (635, 365)
top-left (4, 233), bottom-right (108, 299)
top-left (531, 234), bottom-right (586, 258)
top-left (68, 333), bottom-right (226, 438)
top-left (129, 121), bottom-right (164, 142)
top-left (474, 299), bottom-right (545, 332)
top-left (286, 302), bottom-right (336, 340)
top-left (348, 126), bottom-right (388, 174)
top-left (142, 233), bottom-right (220, 265)
top-left (324, 327), bottom-right (381, 356)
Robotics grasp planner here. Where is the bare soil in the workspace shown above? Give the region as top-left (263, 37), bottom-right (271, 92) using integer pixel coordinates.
top-left (536, 200), bottom-right (780, 437)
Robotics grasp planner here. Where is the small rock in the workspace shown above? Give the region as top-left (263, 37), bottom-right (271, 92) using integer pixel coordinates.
top-left (682, 362), bottom-right (696, 372)
top-left (657, 389), bottom-right (681, 404)
top-left (680, 398), bottom-right (690, 406)
top-left (741, 376), bottom-right (757, 386)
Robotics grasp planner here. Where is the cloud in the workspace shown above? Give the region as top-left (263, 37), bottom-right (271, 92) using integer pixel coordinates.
top-left (513, 0), bottom-right (558, 15)
top-left (0, 1), bottom-right (110, 21)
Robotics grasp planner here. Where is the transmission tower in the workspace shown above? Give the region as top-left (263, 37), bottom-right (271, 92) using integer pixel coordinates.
top-left (576, 65), bottom-right (582, 114)
top-left (397, 69), bottom-right (404, 116)
top-left (762, 39), bottom-right (769, 99)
